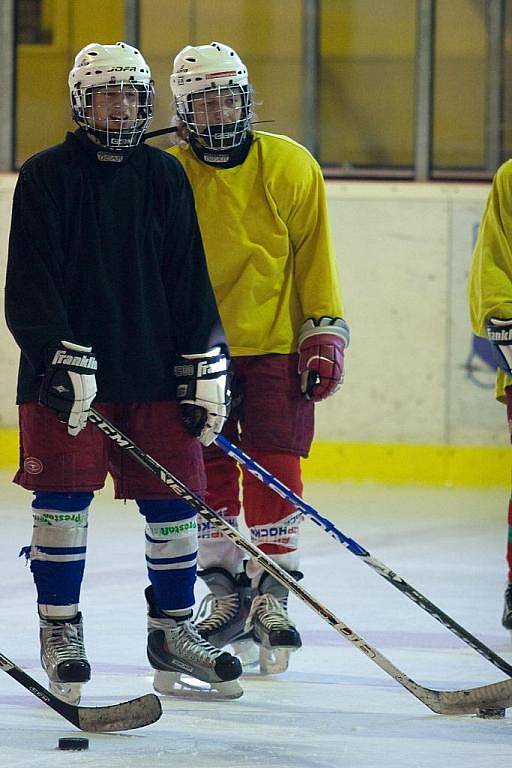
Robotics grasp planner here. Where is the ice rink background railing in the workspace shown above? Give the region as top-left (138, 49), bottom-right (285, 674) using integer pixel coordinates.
top-left (0, 176), bottom-right (509, 486)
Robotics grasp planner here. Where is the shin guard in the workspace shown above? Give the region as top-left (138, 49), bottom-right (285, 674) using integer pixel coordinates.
top-left (27, 492), bottom-right (92, 617)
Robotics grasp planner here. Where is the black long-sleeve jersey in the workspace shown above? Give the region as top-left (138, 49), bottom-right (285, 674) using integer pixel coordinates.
top-left (5, 130), bottom-right (227, 405)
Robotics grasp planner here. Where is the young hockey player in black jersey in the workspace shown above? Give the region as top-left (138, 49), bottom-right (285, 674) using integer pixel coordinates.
top-left (5, 41), bottom-right (242, 703)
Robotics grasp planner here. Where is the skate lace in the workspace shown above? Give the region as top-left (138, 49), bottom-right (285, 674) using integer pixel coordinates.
top-left (173, 621), bottom-right (225, 667)
top-left (195, 592), bottom-right (240, 631)
top-left (245, 594), bottom-right (293, 633)
top-left (41, 621), bottom-right (87, 665)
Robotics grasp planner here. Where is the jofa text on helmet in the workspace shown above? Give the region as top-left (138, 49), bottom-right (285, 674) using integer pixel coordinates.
top-left (107, 66), bottom-right (137, 72)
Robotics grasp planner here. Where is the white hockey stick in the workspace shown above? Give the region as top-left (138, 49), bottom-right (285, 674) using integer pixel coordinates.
top-left (0, 651), bottom-right (162, 731)
top-left (88, 407), bottom-right (512, 716)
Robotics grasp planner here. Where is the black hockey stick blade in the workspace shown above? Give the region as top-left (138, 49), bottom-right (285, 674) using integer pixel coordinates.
top-left (87, 408), bottom-right (512, 716)
top-left (0, 652), bottom-right (162, 732)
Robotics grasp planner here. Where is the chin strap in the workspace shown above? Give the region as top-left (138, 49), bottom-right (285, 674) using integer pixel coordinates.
top-left (189, 133), bottom-right (253, 168)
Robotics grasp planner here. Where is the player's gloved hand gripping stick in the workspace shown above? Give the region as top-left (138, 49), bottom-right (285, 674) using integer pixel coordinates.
top-left (174, 346), bottom-right (230, 446)
top-left (39, 340), bottom-right (97, 436)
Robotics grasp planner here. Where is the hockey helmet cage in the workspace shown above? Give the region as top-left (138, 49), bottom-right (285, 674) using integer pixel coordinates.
top-left (69, 41), bottom-right (154, 150)
top-left (170, 42), bottom-right (252, 150)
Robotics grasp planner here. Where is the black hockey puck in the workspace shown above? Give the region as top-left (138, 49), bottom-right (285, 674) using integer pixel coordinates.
top-left (58, 737), bottom-right (89, 750)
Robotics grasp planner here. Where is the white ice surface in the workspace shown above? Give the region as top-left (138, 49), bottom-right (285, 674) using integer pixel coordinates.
top-left (1, 471), bottom-right (512, 767)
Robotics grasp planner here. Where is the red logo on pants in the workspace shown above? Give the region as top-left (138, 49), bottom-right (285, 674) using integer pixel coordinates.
top-left (24, 457), bottom-right (43, 475)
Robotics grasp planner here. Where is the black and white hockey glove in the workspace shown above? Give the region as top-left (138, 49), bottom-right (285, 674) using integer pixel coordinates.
top-left (486, 317), bottom-right (512, 375)
top-left (39, 340), bottom-right (98, 437)
top-left (174, 346), bottom-right (230, 447)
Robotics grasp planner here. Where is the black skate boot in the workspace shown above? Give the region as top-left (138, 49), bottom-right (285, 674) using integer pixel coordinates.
top-left (39, 611), bottom-right (90, 705)
top-left (145, 586), bottom-right (243, 700)
top-left (502, 584), bottom-right (512, 629)
top-left (195, 567), bottom-right (259, 669)
top-left (246, 571), bottom-right (303, 674)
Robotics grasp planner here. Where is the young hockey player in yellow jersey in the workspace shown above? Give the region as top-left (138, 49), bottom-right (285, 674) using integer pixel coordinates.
top-left (469, 159), bottom-right (512, 631)
top-left (168, 42), bottom-right (349, 673)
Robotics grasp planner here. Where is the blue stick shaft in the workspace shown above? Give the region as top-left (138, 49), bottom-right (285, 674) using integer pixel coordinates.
top-left (215, 435), bottom-right (368, 554)
top-left (214, 433), bottom-right (512, 678)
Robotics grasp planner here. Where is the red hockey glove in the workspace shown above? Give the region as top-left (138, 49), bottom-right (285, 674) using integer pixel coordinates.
top-left (297, 317), bottom-right (349, 402)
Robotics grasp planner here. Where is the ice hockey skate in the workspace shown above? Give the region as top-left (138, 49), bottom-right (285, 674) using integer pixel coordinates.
top-left (195, 567), bottom-right (259, 669)
top-left (246, 571), bottom-right (303, 674)
top-left (502, 584), bottom-right (512, 629)
top-left (145, 586), bottom-right (243, 700)
top-left (39, 611), bottom-right (91, 705)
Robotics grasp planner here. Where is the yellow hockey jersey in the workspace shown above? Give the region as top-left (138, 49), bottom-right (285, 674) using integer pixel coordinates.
top-left (168, 131), bottom-right (344, 356)
top-left (468, 159), bottom-right (512, 400)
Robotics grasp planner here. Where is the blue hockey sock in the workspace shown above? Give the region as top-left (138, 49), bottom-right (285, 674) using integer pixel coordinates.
top-left (137, 499), bottom-right (197, 613)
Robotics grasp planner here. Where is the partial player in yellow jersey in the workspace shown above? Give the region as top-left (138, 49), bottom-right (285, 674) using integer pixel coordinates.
top-left (469, 159), bottom-right (512, 631)
top-left (168, 42), bottom-right (349, 672)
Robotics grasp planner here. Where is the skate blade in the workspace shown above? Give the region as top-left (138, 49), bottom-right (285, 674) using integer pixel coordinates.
top-left (153, 670), bottom-right (243, 700)
top-left (231, 638), bottom-right (260, 671)
top-left (49, 680), bottom-right (83, 705)
top-left (259, 647), bottom-right (298, 675)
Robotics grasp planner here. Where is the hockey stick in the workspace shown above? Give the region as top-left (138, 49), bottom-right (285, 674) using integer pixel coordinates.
top-left (144, 120), bottom-right (275, 140)
top-left (0, 651), bottom-right (162, 732)
top-left (214, 435), bottom-right (512, 679)
top-left (88, 407), bottom-right (512, 716)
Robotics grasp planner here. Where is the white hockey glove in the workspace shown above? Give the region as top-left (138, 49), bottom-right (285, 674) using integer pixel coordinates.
top-left (297, 317), bottom-right (350, 401)
top-left (174, 346), bottom-right (230, 446)
top-left (486, 317), bottom-right (512, 375)
top-left (39, 340), bottom-right (97, 437)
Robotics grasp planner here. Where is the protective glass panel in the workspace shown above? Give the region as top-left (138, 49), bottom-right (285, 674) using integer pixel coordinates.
top-left (15, 0), bottom-right (124, 167)
top-left (139, 0), bottom-right (303, 151)
top-left (432, 0), bottom-right (486, 171)
top-left (17, 0), bottom-right (53, 44)
top-left (319, 0), bottom-right (415, 170)
top-left (503, 1), bottom-right (512, 161)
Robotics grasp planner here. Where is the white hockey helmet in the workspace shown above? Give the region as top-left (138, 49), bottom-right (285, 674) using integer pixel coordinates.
top-left (170, 42), bottom-right (252, 150)
top-left (69, 41), bottom-right (154, 151)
